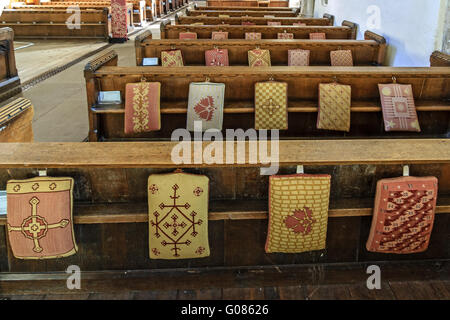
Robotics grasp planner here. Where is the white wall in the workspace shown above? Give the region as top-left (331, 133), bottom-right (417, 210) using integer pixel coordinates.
top-left (314, 0), bottom-right (448, 66)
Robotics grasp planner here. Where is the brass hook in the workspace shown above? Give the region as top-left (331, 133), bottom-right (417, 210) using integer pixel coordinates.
top-left (141, 76), bottom-right (147, 82)
top-left (205, 76), bottom-right (211, 82)
top-left (333, 76), bottom-right (338, 83)
top-left (170, 45), bottom-right (176, 50)
top-left (392, 76), bottom-right (397, 83)
top-left (269, 74), bottom-right (274, 81)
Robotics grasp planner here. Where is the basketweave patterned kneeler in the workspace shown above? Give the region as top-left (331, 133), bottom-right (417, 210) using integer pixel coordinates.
top-left (265, 174), bottom-right (331, 253)
top-left (187, 81), bottom-right (225, 131)
top-left (124, 82), bottom-right (161, 134)
top-left (317, 83), bottom-right (351, 132)
top-left (255, 81), bottom-right (288, 130)
top-left (6, 177), bottom-right (77, 259)
top-left (366, 176), bottom-right (438, 254)
top-left (248, 49), bottom-right (271, 67)
top-left (378, 83), bottom-right (421, 132)
top-left (148, 172), bottom-right (210, 259)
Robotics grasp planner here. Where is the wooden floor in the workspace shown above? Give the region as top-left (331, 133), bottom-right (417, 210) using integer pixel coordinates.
top-left (1, 280), bottom-right (449, 300)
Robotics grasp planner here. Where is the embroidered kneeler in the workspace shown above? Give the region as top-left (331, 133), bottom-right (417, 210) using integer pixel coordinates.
top-left (6, 177), bottom-right (77, 259)
top-left (255, 81), bottom-right (288, 130)
top-left (124, 82), bottom-right (161, 134)
top-left (148, 172), bottom-right (210, 259)
top-left (366, 176), bottom-right (438, 254)
top-left (317, 83), bottom-right (351, 132)
top-left (161, 49), bottom-right (184, 67)
top-left (248, 49), bottom-right (271, 67)
top-left (378, 83), bottom-right (421, 132)
top-left (205, 48), bottom-right (229, 66)
top-left (187, 81), bottom-right (225, 131)
top-left (245, 32), bottom-right (262, 40)
top-left (265, 174), bottom-right (331, 253)
top-left (211, 31), bottom-right (228, 40)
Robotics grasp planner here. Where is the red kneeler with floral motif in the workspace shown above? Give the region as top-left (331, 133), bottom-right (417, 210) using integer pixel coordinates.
top-left (6, 177), bottom-right (77, 259)
top-left (148, 172), bottom-right (210, 259)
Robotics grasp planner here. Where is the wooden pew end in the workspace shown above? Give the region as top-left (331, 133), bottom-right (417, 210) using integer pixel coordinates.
top-left (430, 51), bottom-right (450, 67)
top-left (323, 13), bottom-right (335, 26)
top-left (342, 20), bottom-right (358, 39)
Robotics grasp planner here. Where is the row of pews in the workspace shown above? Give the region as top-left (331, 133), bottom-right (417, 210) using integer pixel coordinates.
top-left (0, 0), bottom-right (190, 40)
top-left (0, 5), bottom-right (449, 292)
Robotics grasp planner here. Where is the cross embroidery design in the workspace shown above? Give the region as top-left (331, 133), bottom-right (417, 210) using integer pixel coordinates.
top-left (262, 98), bottom-right (280, 115)
top-left (150, 184), bottom-right (203, 257)
top-left (7, 197), bottom-right (69, 253)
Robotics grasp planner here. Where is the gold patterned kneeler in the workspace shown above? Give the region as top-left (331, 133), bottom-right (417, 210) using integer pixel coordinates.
top-left (148, 172), bottom-right (210, 259)
top-left (317, 83), bottom-right (351, 132)
top-left (255, 81), bottom-right (288, 130)
top-left (265, 174), bottom-right (331, 253)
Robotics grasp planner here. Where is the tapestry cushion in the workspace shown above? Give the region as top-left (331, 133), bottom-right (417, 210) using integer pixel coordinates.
top-left (366, 176), bottom-right (438, 254)
top-left (265, 174), bottom-right (331, 253)
top-left (7, 177), bottom-right (77, 259)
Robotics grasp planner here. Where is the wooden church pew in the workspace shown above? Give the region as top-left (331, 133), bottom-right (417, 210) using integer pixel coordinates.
top-left (9, 4), bottom-right (135, 30)
top-left (0, 98), bottom-right (34, 142)
top-left (0, 9), bottom-right (110, 40)
top-left (175, 14), bottom-right (332, 26)
top-left (0, 140), bottom-right (448, 284)
top-left (430, 51), bottom-right (450, 67)
top-left (206, 0), bottom-right (290, 8)
top-left (84, 50), bottom-right (449, 142)
top-left (186, 8), bottom-right (299, 17)
top-left (135, 30), bottom-right (387, 66)
top-left (160, 19), bottom-right (358, 39)
top-left (196, 3), bottom-right (297, 13)
top-left (0, 28), bottom-right (21, 103)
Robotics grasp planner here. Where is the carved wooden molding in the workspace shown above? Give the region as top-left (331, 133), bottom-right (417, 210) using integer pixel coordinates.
top-left (135, 29), bottom-right (152, 47)
top-left (430, 51), bottom-right (450, 67)
top-left (364, 30), bottom-right (386, 44)
top-left (0, 98), bottom-right (32, 128)
top-left (323, 13), bottom-right (334, 26)
top-left (84, 50), bottom-right (118, 76)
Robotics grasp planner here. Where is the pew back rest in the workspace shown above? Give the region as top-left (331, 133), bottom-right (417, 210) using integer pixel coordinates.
top-left (160, 19), bottom-right (357, 39)
top-left (186, 8), bottom-right (298, 17)
top-left (0, 98), bottom-right (34, 142)
top-left (175, 14), bottom-right (332, 26)
top-left (0, 9), bottom-right (109, 24)
top-left (135, 31), bottom-right (387, 66)
top-left (85, 50), bottom-right (449, 141)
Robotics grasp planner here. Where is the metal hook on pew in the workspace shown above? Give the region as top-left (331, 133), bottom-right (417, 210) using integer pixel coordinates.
top-left (333, 76), bottom-right (338, 83)
top-left (403, 165), bottom-right (410, 177)
top-left (141, 76), bottom-right (147, 82)
top-left (171, 45), bottom-right (176, 50)
top-left (205, 76), bottom-right (211, 83)
top-left (392, 76), bottom-right (397, 84)
top-left (296, 165), bottom-right (304, 174)
top-left (269, 74), bottom-right (274, 81)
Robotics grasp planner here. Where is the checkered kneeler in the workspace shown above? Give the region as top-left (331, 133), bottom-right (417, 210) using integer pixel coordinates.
top-left (309, 33), bottom-right (326, 40)
top-left (255, 81), bottom-right (288, 130)
top-left (330, 50), bottom-right (354, 66)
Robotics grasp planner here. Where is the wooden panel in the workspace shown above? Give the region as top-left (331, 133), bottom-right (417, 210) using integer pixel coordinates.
top-left (0, 226), bottom-right (8, 272)
top-left (176, 16), bottom-right (331, 26)
top-left (188, 10), bottom-right (297, 17)
top-left (1, 140), bottom-right (450, 168)
top-left (138, 39), bottom-right (385, 66)
top-left (199, 5), bottom-right (294, 11)
top-left (162, 25), bottom-right (354, 39)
